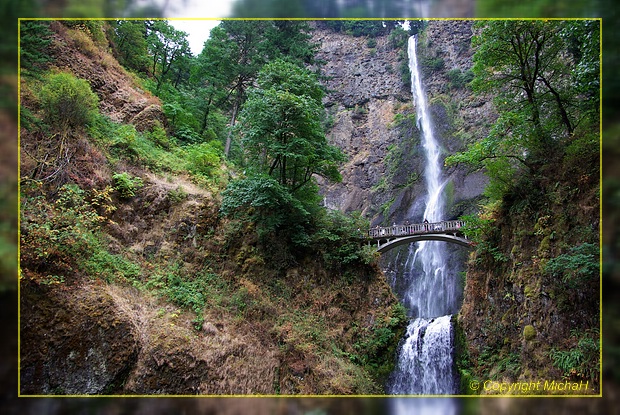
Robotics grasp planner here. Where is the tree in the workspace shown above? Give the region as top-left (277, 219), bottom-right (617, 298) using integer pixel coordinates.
top-left (195, 20), bottom-right (320, 157)
top-left (238, 59), bottom-right (344, 192)
top-left (110, 20), bottom-right (149, 74)
top-left (191, 25), bottom-right (241, 141)
top-left (19, 20), bottom-right (53, 77)
top-left (222, 60), bottom-right (344, 245)
top-left (446, 20), bottom-right (600, 199)
top-left (217, 20), bottom-right (273, 156)
top-left (145, 20), bottom-right (191, 92)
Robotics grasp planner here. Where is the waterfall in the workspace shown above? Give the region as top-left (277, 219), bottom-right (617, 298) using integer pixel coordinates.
top-left (387, 35), bottom-right (459, 395)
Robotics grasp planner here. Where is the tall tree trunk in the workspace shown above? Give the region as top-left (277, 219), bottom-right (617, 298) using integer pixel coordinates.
top-left (540, 76), bottom-right (574, 136)
top-left (200, 94), bottom-right (214, 136)
top-left (224, 98), bottom-right (240, 157)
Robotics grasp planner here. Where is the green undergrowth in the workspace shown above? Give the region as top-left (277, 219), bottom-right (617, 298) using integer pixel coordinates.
top-left (457, 159), bottom-right (600, 393)
top-left (20, 174), bottom-right (405, 392)
top-left (88, 112), bottom-right (227, 188)
top-left (20, 183), bottom-right (141, 285)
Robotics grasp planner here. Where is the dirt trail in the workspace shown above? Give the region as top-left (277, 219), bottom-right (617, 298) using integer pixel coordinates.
top-left (144, 172), bottom-right (212, 199)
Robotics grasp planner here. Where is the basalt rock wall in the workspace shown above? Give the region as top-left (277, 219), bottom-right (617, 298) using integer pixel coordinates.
top-left (315, 21), bottom-right (494, 225)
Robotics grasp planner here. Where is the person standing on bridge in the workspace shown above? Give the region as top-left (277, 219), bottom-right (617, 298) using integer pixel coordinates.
top-left (423, 218), bottom-right (429, 232)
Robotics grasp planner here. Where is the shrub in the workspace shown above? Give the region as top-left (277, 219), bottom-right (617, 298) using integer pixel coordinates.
top-left (421, 56), bottom-right (445, 73)
top-left (112, 172), bottom-right (143, 198)
top-left (220, 175), bottom-right (316, 249)
top-left (38, 72), bottom-right (99, 133)
top-left (310, 209), bottom-right (372, 269)
top-left (549, 329), bottom-right (599, 382)
top-left (545, 243), bottom-right (599, 289)
top-left (353, 302), bottom-right (407, 382)
top-left (145, 124), bottom-right (172, 149)
top-left (447, 68), bottom-right (474, 89)
top-left (388, 26), bottom-right (409, 50)
top-left (184, 141), bottom-right (222, 176)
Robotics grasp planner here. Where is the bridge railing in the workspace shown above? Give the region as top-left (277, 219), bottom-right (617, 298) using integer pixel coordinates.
top-left (367, 220), bottom-right (466, 239)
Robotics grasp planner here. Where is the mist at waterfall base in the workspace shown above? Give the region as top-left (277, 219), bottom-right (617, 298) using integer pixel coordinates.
top-left (386, 36), bottom-right (461, 396)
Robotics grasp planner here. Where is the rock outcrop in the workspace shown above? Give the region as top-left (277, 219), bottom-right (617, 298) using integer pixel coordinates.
top-left (48, 21), bottom-right (166, 130)
top-left (315, 21), bottom-right (493, 224)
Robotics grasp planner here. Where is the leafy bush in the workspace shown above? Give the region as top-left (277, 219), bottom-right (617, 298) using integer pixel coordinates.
top-left (421, 55), bottom-right (445, 73)
top-left (459, 212), bottom-right (508, 265)
top-left (145, 124), bottom-right (172, 149)
top-left (447, 68), bottom-right (474, 89)
top-left (89, 114), bottom-right (187, 173)
top-left (549, 329), bottom-right (599, 382)
top-left (20, 183), bottom-right (140, 284)
top-left (184, 141), bottom-right (222, 176)
top-left (545, 243), bottom-right (599, 289)
top-left (37, 72), bottom-right (99, 133)
top-left (220, 175), bottom-right (311, 244)
top-left (388, 26), bottom-right (410, 50)
top-left (112, 172), bottom-right (143, 198)
top-left (353, 302), bottom-right (407, 382)
top-left (310, 209), bottom-right (373, 269)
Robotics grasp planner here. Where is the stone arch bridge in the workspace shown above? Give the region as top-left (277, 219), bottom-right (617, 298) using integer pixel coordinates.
top-left (367, 220), bottom-right (472, 253)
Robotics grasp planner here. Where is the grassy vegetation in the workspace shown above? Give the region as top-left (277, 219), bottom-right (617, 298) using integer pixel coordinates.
top-left (19, 21), bottom-right (407, 394)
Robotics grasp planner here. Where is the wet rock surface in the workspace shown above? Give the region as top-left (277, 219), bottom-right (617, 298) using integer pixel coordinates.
top-left (314, 22), bottom-right (492, 224)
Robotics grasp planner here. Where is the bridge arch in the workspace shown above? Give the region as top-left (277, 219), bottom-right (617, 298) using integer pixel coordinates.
top-left (374, 234), bottom-right (472, 253)
top-left (366, 220), bottom-right (473, 253)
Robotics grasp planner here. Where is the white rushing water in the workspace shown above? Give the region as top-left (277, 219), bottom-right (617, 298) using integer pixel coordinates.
top-left (388, 35), bottom-right (458, 395)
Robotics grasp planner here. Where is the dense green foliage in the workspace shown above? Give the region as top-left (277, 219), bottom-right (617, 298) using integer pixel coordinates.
top-left (109, 20), bottom-right (149, 74)
top-left (145, 20), bottom-right (192, 91)
top-left (37, 72), bottom-right (99, 134)
top-left (221, 58), bottom-right (346, 250)
top-left (220, 175), bottom-right (312, 243)
top-left (320, 20), bottom-right (396, 37)
top-left (19, 20), bottom-right (53, 77)
top-left (545, 243), bottom-right (599, 289)
top-left (239, 60), bottom-right (344, 190)
top-left (112, 172), bottom-right (144, 199)
top-left (446, 20), bottom-right (600, 201)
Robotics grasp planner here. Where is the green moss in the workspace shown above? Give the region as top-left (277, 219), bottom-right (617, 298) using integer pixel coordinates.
top-left (523, 325), bottom-right (537, 341)
top-left (453, 315), bottom-right (475, 394)
top-left (538, 235), bottom-right (552, 258)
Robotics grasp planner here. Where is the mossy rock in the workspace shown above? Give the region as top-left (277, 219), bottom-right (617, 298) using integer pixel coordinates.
top-left (523, 325), bottom-right (537, 341)
top-left (538, 235), bottom-right (552, 258)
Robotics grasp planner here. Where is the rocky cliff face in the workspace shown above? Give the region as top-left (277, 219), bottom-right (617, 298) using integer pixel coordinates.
top-left (313, 28), bottom-right (409, 217)
top-left (315, 21), bottom-right (492, 226)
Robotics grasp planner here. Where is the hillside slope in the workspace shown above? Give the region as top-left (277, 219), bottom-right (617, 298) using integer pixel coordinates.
top-left (19, 21), bottom-right (406, 395)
